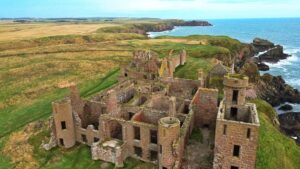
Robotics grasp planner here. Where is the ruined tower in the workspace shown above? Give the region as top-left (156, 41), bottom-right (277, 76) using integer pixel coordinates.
top-left (158, 117), bottom-right (180, 169)
top-left (213, 74), bottom-right (260, 169)
top-left (52, 98), bottom-right (76, 148)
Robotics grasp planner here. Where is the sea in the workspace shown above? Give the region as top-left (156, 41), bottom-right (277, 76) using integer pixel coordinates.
top-left (149, 18), bottom-right (300, 113)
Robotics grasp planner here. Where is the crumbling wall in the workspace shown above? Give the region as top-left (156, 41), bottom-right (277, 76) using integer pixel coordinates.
top-left (75, 125), bottom-right (100, 146)
top-left (91, 141), bottom-right (128, 168)
top-left (175, 109), bottom-right (194, 168)
top-left (162, 78), bottom-right (201, 99)
top-left (159, 49), bottom-right (186, 78)
top-left (52, 99), bottom-right (76, 148)
top-left (192, 88), bottom-right (218, 128)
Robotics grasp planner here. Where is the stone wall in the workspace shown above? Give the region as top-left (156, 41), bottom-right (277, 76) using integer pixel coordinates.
top-left (162, 78), bottom-right (201, 99)
top-left (52, 99), bottom-right (76, 148)
top-left (214, 118), bottom-right (259, 169)
top-left (75, 125), bottom-right (100, 146)
top-left (159, 49), bottom-right (187, 78)
top-left (91, 140), bottom-right (128, 167)
top-left (192, 88), bottom-right (218, 128)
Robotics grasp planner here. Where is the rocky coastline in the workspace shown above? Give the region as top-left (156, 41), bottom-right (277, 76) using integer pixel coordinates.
top-left (238, 38), bottom-right (299, 107)
top-left (242, 38), bottom-right (300, 143)
top-left (145, 20), bottom-right (212, 35)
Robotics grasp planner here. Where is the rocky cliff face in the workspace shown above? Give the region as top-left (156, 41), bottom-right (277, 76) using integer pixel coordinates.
top-left (100, 20), bottom-right (212, 35)
top-left (247, 38), bottom-right (290, 71)
top-left (175, 20), bottom-right (212, 27)
top-left (252, 38), bottom-right (275, 52)
top-left (278, 112), bottom-right (300, 135)
top-left (259, 45), bottom-right (290, 63)
top-left (236, 38), bottom-right (300, 107)
top-left (256, 74), bottom-right (300, 106)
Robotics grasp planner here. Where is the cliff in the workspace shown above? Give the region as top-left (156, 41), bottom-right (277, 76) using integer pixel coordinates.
top-left (97, 20), bottom-right (212, 35)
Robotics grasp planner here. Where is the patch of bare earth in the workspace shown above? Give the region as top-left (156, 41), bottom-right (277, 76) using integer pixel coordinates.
top-left (183, 128), bottom-right (214, 169)
top-left (3, 121), bottom-right (47, 169)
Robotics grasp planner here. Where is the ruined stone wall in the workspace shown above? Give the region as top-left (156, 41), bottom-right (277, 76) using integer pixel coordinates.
top-left (134, 109), bottom-right (168, 125)
top-left (80, 101), bottom-right (105, 128)
top-left (180, 49), bottom-right (187, 65)
top-left (224, 105), bottom-right (250, 122)
top-left (223, 75), bottom-right (248, 106)
top-left (159, 50), bottom-right (186, 78)
top-left (75, 125), bottom-right (100, 146)
top-left (161, 78), bottom-right (201, 99)
top-left (214, 119), bottom-right (259, 169)
top-left (147, 95), bottom-right (170, 111)
top-left (172, 56), bottom-right (181, 68)
top-left (118, 87), bottom-right (136, 104)
top-left (92, 141), bottom-right (128, 167)
top-left (176, 109), bottom-right (195, 168)
top-left (158, 117), bottom-right (181, 169)
top-left (224, 88), bottom-right (247, 107)
top-left (121, 68), bottom-right (149, 80)
top-left (52, 99), bottom-right (76, 148)
top-left (99, 114), bottom-right (158, 163)
top-left (192, 88), bottom-right (218, 128)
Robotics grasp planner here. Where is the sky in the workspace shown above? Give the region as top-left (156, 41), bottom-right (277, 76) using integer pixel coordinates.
top-left (1, 0), bottom-right (300, 19)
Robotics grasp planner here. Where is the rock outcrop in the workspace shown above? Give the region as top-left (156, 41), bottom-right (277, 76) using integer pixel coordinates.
top-left (278, 112), bottom-right (300, 135)
top-left (257, 62), bottom-right (270, 71)
top-left (175, 20), bottom-right (212, 27)
top-left (256, 74), bottom-right (300, 106)
top-left (279, 104), bottom-right (293, 111)
top-left (259, 45), bottom-right (290, 63)
top-left (252, 38), bottom-right (275, 52)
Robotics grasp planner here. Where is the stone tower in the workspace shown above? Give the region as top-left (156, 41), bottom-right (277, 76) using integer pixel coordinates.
top-left (158, 117), bottom-right (180, 169)
top-left (214, 74), bottom-right (260, 169)
top-left (223, 74), bottom-right (247, 110)
top-left (52, 98), bottom-right (76, 148)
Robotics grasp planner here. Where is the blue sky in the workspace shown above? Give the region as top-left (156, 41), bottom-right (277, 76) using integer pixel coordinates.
top-left (1, 0), bottom-right (300, 19)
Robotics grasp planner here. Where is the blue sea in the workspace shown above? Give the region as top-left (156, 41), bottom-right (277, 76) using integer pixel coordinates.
top-left (149, 18), bottom-right (300, 112)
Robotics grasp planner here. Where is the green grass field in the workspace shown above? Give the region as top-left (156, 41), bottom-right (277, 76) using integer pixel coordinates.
top-left (1, 19), bottom-right (300, 169)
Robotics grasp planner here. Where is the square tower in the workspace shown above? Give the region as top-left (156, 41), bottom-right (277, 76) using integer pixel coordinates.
top-left (213, 74), bottom-right (260, 169)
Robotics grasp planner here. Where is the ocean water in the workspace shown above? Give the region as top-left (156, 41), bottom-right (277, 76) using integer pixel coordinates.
top-left (149, 18), bottom-right (300, 112)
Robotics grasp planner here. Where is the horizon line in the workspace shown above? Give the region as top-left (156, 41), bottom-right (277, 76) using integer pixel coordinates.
top-left (1, 16), bottom-right (300, 20)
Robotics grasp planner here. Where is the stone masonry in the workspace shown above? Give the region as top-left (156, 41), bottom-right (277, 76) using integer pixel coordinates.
top-left (46, 50), bottom-right (260, 169)
top-left (213, 74), bottom-right (260, 169)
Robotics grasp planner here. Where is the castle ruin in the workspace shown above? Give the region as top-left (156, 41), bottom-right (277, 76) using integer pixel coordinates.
top-left (47, 50), bottom-right (260, 169)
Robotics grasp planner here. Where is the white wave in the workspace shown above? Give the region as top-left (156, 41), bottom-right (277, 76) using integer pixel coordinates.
top-left (254, 50), bottom-right (268, 58)
top-left (284, 48), bottom-right (300, 55)
top-left (265, 54), bottom-right (299, 68)
top-left (286, 78), bottom-right (300, 87)
top-left (291, 136), bottom-right (297, 140)
top-left (275, 102), bottom-right (300, 115)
